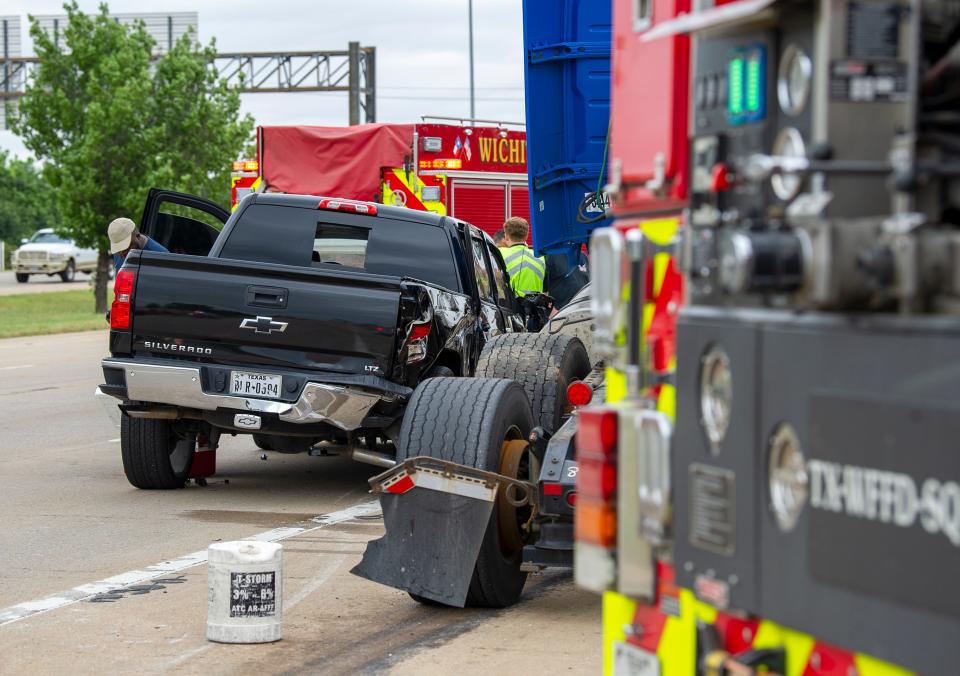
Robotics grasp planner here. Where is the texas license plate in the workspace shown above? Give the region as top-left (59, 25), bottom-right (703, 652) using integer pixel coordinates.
top-left (613, 642), bottom-right (660, 676)
top-left (230, 371), bottom-right (282, 398)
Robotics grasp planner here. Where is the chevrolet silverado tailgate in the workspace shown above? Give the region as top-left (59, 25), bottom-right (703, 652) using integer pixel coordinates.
top-left (129, 252), bottom-right (403, 376)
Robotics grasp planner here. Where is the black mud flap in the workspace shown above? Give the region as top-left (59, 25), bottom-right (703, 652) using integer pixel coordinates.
top-left (351, 488), bottom-right (494, 606)
top-left (350, 457), bottom-right (534, 607)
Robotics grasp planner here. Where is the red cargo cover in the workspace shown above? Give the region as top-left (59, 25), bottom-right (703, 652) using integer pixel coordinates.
top-left (259, 124), bottom-right (413, 201)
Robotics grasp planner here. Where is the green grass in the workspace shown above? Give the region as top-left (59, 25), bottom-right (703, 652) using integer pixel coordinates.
top-left (0, 289), bottom-right (113, 339)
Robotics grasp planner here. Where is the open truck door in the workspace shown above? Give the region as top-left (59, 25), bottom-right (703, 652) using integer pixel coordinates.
top-left (138, 188), bottom-right (230, 257)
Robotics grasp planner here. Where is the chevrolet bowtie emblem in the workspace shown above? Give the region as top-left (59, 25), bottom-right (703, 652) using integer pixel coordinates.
top-left (239, 316), bottom-right (289, 335)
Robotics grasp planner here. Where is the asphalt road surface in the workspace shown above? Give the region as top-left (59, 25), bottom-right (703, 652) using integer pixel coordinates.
top-left (0, 270), bottom-right (93, 296)
top-left (0, 330), bottom-right (600, 674)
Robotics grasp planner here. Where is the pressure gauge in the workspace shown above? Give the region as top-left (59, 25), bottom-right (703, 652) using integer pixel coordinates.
top-left (777, 44), bottom-right (812, 116)
top-left (700, 346), bottom-right (732, 451)
top-left (768, 423), bottom-right (809, 532)
top-left (771, 127), bottom-right (806, 201)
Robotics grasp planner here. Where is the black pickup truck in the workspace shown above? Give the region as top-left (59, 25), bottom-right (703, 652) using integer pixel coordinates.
top-left (99, 189), bottom-right (528, 489)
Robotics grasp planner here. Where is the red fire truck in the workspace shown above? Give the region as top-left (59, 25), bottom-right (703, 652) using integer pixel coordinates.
top-left (230, 119), bottom-right (530, 238)
top-left (579, 0), bottom-right (957, 674)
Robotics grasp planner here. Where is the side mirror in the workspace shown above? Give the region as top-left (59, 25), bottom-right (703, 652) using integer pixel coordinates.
top-left (21, 238), bottom-right (28, 245)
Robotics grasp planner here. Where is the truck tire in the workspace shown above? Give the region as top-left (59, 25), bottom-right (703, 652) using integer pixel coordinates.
top-left (121, 416), bottom-right (195, 489)
top-left (60, 259), bottom-right (76, 282)
top-left (397, 377), bottom-right (534, 608)
top-left (15, 273), bottom-right (29, 283)
top-left (474, 332), bottom-right (590, 433)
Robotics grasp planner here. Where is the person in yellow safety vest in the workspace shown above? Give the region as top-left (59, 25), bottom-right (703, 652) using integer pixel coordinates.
top-left (498, 216), bottom-right (545, 297)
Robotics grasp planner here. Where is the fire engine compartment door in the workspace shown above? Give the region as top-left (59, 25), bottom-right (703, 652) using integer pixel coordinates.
top-left (806, 393), bottom-right (960, 619)
top-left (756, 315), bottom-right (960, 674)
top-left (450, 181), bottom-right (507, 239)
top-left (522, 0), bottom-right (613, 254)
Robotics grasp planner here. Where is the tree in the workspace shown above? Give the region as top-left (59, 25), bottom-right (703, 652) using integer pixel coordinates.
top-left (0, 151), bottom-right (62, 248)
top-left (14, 2), bottom-right (253, 312)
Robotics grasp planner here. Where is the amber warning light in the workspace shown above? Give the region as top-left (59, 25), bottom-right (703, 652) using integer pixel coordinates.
top-left (419, 159), bottom-right (462, 170)
top-left (232, 160), bottom-right (260, 172)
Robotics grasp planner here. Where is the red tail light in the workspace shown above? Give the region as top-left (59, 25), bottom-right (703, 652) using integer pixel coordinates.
top-left (576, 407), bottom-right (619, 548)
top-left (578, 408), bottom-right (618, 459)
top-left (566, 380), bottom-right (593, 407)
top-left (110, 269), bottom-right (136, 330)
top-left (577, 457), bottom-right (617, 500)
top-left (408, 322), bottom-right (432, 342)
top-left (317, 198), bottom-right (378, 215)
top-left (406, 320), bottom-right (432, 364)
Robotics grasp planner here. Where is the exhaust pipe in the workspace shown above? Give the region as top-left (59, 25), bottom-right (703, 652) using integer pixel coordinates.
top-left (349, 448), bottom-right (397, 468)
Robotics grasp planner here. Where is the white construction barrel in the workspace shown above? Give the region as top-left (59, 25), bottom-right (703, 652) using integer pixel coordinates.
top-left (207, 541), bottom-right (283, 643)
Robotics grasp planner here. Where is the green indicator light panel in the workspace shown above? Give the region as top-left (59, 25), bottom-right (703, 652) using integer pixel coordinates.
top-left (728, 57), bottom-right (744, 116)
top-left (747, 56), bottom-right (761, 112)
top-left (727, 45), bottom-right (766, 125)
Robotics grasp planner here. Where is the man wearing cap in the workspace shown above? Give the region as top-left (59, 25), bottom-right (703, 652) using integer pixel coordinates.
top-left (109, 217), bottom-right (167, 271)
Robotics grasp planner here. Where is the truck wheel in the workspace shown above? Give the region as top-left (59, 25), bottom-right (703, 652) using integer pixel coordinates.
top-left (475, 332), bottom-right (590, 433)
top-left (121, 416), bottom-right (195, 489)
top-left (15, 273), bottom-right (29, 283)
top-left (398, 377), bottom-right (534, 608)
top-left (60, 259), bottom-right (76, 282)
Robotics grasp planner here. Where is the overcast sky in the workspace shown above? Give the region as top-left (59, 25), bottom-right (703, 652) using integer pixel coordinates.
top-left (0, 0), bottom-right (526, 158)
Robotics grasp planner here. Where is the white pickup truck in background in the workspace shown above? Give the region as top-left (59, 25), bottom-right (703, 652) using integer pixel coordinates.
top-left (11, 228), bottom-right (99, 283)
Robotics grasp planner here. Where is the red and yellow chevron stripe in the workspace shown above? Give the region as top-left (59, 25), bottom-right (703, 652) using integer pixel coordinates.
top-left (380, 168), bottom-right (447, 215)
top-left (602, 586), bottom-right (913, 676)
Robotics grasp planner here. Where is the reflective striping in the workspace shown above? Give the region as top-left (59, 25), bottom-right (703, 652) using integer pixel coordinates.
top-left (381, 169), bottom-right (447, 214)
top-left (512, 260), bottom-right (545, 281)
top-left (505, 254), bottom-right (545, 275)
top-left (601, 586), bottom-right (917, 676)
top-left (0, 500), bottom-right (380, 627)
top-left (503, 249), bottom-right (526, 265)
top-left (602, 591), bottom-right (636, 675)
top-left (501, 244), bottom-right (546, 295)
top-left (501, 246), bottom-right (545, 271)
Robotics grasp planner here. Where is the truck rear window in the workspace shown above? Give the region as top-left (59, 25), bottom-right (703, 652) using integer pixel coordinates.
top-left (219, 204), bottom-right (461, 291)
top-left (313, 223), bottom-right (368, 269)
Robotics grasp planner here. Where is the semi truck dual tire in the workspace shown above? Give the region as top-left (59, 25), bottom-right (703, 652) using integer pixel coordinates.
top-left (121, 416), bottom-right (196, 489)
top-left (474, 332), bottom-right (591, 434)
top-left (397, 376), bottom-right (534, 607)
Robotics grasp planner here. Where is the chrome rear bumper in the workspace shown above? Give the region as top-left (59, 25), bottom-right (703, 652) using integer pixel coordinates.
top-left (101, 358), bottom-right (387, 431)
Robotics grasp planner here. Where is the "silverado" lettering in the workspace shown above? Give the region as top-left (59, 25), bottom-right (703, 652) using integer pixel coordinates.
top-left (144, 340), bottom-right (212, 355)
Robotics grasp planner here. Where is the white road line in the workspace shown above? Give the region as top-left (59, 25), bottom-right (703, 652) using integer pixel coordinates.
top-left (0, 500), bottom-right (381, 627)
top-left (108, 438), bottom-right (120, 443)
top-left (284, 554), bottom-right (346, 612)
top-left (0, 364), bottom-right (33, 371)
